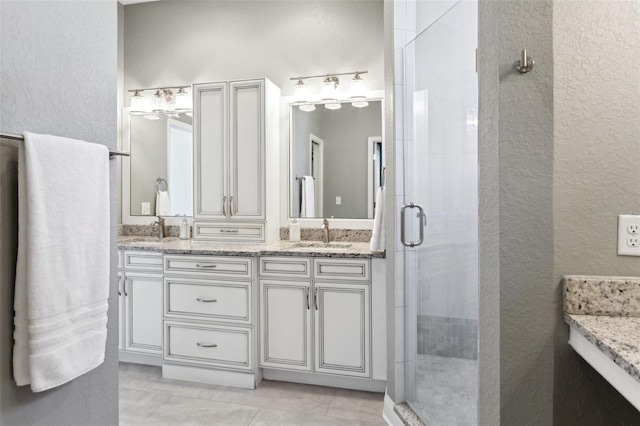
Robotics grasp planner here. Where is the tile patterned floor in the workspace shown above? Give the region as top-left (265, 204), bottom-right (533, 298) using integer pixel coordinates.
top-left (119, 363), bottom-right (386, 426)
top-left (411, 355), bottom-right (477, 426)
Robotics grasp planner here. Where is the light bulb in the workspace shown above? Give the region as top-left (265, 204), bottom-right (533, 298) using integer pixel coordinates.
top-left (350, 74), bottom-right (366, 98)
top-left (130, 91), bottom-right (145, 115)
top-left (153, 90), bottom-right (165, 112)
top-left (299, 103), bottom-right (316, 112)
top-left (325, 102), bottom-right (342, 110)
top-left (293, 79), bottom-right (309, 102)
top-left (321, 76), bottom-right (339, 103)
top-left (175, 88), bottom-right (190, 110)
top-left (352, 100), bottom-right (369, 108)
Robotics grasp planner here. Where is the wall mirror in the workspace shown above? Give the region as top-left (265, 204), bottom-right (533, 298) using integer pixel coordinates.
top-left (289, 100), bottom-right (383, 220)
top-left (124, 111), bottom-right (193, 219)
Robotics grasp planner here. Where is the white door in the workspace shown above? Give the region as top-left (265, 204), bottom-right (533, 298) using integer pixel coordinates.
top-left (118, 271), bottom-right (125, 351)
top-left (314, 282), bottom-right (370, 378)
top-left (259, 279), bottom-right (311, 371)
top-left (194, 82), bottom-right (228, 219)
top-left (124, 272), bottom-right (163, 354)
top-left (229, 80), bottom-right (264, 220)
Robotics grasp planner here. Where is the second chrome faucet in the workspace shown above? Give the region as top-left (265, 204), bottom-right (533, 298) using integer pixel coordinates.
top-left (322, 218), bottom-right (331, 243)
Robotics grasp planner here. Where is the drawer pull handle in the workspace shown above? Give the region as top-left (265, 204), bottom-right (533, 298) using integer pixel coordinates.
top-left (196, 298), bottom-right (218, 303)
top-left (195, 264), bottom-right (217, 268)
top-left (219, 229), bottom-right (239, 233)
top-left (196, 343), bottom-right (218, 348)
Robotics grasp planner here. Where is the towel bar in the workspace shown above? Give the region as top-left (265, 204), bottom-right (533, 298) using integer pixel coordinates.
top-left (0, 132), bottom-right (130, 159)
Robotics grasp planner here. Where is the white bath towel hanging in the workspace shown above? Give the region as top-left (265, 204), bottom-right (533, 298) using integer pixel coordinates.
top-left (13, 132), bottom-right (110, 392)
top-left (370, 185), bottom-right (386, 252)
top-left (300, 176), bottom-right (315, 218)
top-left (156, 190), bottom-right (170, 216)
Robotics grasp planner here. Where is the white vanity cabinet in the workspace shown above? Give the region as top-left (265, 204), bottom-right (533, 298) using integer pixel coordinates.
top-left (117, 250), bottom-right (163, 365)
top-left (192, 78), bottom-right (280, 242)
top-left (161, 254), bottom-right (259, 389)
top-left (259, 256), bottom-right (385, 391)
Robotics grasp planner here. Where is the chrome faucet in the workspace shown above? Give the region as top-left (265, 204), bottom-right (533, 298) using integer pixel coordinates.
top-left (322, 218), bottom-right (331, 243)
top-left (150, 217), bottom-right (165, 239)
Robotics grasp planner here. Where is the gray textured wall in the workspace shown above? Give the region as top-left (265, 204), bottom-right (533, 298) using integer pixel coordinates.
top-left (479, 1), bottom-right (640, 424)
top-left (552, 1), bottom-right (640, 424)
top-left (123, 1), bottom-right (384, 97)
top-left (0, 2), bottom-right (118, 425)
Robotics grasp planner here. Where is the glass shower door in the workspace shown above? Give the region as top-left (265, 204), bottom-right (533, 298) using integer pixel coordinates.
top-left (402, 1), bottom-right (478, 424)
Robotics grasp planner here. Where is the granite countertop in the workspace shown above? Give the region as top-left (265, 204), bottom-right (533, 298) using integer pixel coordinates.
top-left (564, 275), bottom-right (640, 383)
top-left (117, 236), bottom-right (385, 259)
top-left (564, 313), bottom-right (640, 382)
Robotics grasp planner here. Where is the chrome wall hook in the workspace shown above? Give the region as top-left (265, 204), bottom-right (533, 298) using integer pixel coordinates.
top-left (515, 49), bottom-right (535, 73)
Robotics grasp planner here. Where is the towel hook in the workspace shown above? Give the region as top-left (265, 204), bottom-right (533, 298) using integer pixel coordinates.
top-left (156, 177), bottom-right (168, 192)
top-left (515, 49), bottom-right (535, 73)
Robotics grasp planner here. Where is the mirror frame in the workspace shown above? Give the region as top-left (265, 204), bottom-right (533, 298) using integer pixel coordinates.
top-left (120, 107), bottom-right (192, 226)
top-left (285, 91), bottom-right (385, 229)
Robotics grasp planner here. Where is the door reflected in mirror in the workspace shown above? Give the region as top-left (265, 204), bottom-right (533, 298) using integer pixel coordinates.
top-left (129, 113), bottom-right (193, 216)
top-left (290, 100), bottom-right (383, 220)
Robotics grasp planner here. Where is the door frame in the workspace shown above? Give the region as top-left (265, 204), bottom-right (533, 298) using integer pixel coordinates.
top-left (367, 136), bottom-right (383, 219)
top-left (308, 134), bottom-right (324, 217)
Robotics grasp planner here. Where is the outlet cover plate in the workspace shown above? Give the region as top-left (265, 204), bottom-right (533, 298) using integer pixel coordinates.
top-left (618, 215), bottom-right (640, 256)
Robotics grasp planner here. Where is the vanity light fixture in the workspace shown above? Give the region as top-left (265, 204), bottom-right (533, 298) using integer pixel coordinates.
top-left (127, 85), bottom-right (192, 119)
top-left (290, 70), bottom-right (369, 112)
top-left (349, 73), bottom-right (369, 108)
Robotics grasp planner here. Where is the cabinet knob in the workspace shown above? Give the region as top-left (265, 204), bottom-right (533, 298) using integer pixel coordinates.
top-left (196, 343), bottom-right (218, 348)
top-left (195, 264), bottom-right (217, 268)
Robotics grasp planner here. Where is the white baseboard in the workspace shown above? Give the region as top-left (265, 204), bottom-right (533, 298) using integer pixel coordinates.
top-left (119, 350), bottom-right (162, 366)
top-left (262, 368), bottom-right (386, 393)
top-left (383, 392), bottom-right (405, 426)
top-left (162, 363), bottom-right (257, 389)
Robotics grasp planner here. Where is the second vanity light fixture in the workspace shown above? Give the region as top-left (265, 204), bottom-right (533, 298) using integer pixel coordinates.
top-left (291, 70), bottom-right (369, 111)
top-left (129, 86), bottom-right (192, 119)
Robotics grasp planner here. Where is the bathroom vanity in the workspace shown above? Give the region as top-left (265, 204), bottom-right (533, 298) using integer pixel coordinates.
top-left (116, 238), bottom-right (386, 392)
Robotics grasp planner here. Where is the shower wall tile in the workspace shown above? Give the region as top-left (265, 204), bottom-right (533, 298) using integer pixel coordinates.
top-left (417, 315), bottom-right (478, 360)
top-left (395, 306), bottom-right (406, 363)
top-left (394, 252), bottom-right (405, 307)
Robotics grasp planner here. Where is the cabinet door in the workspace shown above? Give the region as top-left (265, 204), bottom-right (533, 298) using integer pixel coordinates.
top-left (259, 279), bottom-right (311, 371)
top-left (118, 272), bottom-right (125, 351)
top-left (314, 282), bottom-right (370, 378)
top-left (124, 272), bottom-right (163, 354)
top-left (229, 80), bottom-right (264, 220)
top-left (194, 82), bottom-right (228, 219)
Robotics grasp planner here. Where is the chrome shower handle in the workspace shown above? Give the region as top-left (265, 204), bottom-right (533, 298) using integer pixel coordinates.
top-left (400, 202), bottom-right (426, 247)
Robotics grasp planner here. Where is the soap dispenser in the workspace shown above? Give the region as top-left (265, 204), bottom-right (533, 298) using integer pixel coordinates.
top-left (289, 218), bottom-right (301, 242)
top-left (179, 215), bottom-right (190, 240)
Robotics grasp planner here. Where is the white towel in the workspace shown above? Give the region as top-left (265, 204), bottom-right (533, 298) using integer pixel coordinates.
top-left (300, 176), bottom-right (315, 218)
top-left (369, 186), bottom-right (386, 252)
top-left (13, 132), bottom-right (110, 392)
top-left (155, 190), bottom-right (170, 216)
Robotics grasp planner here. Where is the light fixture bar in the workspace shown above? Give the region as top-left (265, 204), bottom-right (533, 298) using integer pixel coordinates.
top-left (290, 70), bottom-right (368, 82)
top-left (127, 85), bottom-right (189, 93)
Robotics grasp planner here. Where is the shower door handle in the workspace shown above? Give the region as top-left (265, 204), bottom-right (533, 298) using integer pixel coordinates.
top-left (400, 202), bottom-right (426, 247)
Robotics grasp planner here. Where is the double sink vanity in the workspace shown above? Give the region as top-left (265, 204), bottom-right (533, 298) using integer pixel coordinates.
top-left (116, 237), bottom-right (386, 392)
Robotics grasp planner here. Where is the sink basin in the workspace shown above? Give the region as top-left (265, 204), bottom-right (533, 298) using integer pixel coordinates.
top-left (292, 242), bottom-right (352, 249)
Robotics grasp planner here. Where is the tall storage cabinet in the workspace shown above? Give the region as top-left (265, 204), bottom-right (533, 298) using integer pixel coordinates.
top-left (193, 79), bottom-right (280, 242)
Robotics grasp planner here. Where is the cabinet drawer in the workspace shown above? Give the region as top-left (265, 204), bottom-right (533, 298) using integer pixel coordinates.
top-left (164, 321), bottom-right (252, 371)
top-left (165, 277), bottom-right (251, 324)
top-left (164, 255), bottom-right (253, 279)
top-left (193, 222), bottom-right (265, 242)
top-left (124, 251), bottom-right (163, 271)
top-left (313, 259), bottom-right (370, 281)
top-left (260, 257), bottom-right (311, 278)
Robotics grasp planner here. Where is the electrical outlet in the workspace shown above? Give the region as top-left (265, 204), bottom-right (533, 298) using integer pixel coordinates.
top-left (618, 215), bottom-right (640, 256)
top-left (141, 202), bottom-right (151, 215)
top-left (335, 196), bottom-right (342, 205)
